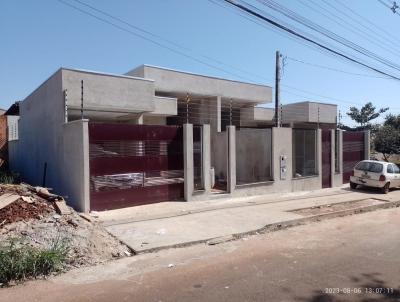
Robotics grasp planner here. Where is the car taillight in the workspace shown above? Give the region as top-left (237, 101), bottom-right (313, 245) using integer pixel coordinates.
top-left (379, 175), bottom-right (386, 181)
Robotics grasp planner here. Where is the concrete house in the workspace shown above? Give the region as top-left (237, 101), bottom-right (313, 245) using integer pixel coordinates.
top-left (8, 65), bottom-right (369, 212)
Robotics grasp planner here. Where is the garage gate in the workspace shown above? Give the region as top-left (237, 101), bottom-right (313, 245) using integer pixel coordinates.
top-left (89, 123), bottom-right (184, 211)
top-left (343, 131), bottom-right (365, 184)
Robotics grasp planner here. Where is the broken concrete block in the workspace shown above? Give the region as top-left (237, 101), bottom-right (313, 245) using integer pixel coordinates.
top-left (54, 200), bottom-right (71, 215)
top-left (0, 193), bottom-right (20, 210)
top-left (21, 196), bottom-right (34, 204)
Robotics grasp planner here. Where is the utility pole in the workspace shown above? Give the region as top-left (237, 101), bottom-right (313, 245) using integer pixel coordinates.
top-left (275, 50), bottom-right (281, 127)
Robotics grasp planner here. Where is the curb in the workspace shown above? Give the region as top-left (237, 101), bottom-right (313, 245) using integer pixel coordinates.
top-left (133, 199), bottom-right (400, 254)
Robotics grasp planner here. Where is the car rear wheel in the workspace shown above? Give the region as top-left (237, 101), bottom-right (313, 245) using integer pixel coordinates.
top-left (382, 182), bottom-right (390, 194)
top-left (350, 182), bottom-right (357, 190)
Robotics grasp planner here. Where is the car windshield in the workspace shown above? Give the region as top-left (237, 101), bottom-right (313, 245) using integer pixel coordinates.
top-left (355, 162), bottom-right (383, 173)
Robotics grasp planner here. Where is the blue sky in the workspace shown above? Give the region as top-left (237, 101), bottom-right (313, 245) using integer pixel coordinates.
top-left (1, 0), bottom-right (400, 126)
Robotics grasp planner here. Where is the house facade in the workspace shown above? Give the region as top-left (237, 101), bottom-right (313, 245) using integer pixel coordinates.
top-left (8, 65), bottom-right (369, 212)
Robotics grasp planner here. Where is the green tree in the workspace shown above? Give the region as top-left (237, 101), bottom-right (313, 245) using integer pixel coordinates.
top-left (373, 114), bottom-right (400, 162)
top-left (347, 102), bottom-right (389, 129)
top-left (384, 114), bottom-right (400, 129)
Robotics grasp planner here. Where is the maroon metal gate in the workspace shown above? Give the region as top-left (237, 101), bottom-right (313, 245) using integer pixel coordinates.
top-left (343, 131), bottom-right (365, 184)
top-left (322, 130), bottom-right (332, 188)
top-left (89, 123), bottom-right (184, 211)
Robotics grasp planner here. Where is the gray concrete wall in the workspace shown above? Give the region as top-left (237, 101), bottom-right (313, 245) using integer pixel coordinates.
top-left (62, 68), bottom-right (156, 114)
top-left (236, 128), bottom-right (272, 185)
top-left (60, 120), bottom-right (90, 212)
top-left (211, 131), bottom-right (227, 183)
top-left (14, 70), bottom-right (64, 186)
top-left (9, 69), bottom-right (90, 211)
top-left (282, 102), bottom-right (337, 124)
top-left (227, 126), bottom-right (236, 193)
top-left (127, 65), bottom-right (272, 104)
top-left (183, 124), bottom-right (194, 201)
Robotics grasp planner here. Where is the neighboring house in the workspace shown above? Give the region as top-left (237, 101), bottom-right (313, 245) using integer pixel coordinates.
top-left (0, 103), bottom-right (19, 167)
top-left (8, 65), bottom-right (369, 212)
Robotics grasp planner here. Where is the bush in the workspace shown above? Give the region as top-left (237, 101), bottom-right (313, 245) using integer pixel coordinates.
top-left (0, 237), bottom-right (69, 286)
top-left (0, 170), bottom-right (18, 184)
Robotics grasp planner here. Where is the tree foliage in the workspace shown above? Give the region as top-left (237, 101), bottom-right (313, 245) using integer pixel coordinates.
top-left (374, 114), bottom-right (400, 161)
top-left (347, 102), bottom-right (389, 128)
top-left (384, 114), bottom-right (400, 129)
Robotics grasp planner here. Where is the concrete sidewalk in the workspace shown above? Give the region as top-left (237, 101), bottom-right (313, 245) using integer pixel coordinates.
top-left (99, 186), bottom-right (400, 253)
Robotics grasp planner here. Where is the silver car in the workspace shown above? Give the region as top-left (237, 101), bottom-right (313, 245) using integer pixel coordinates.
top-left (350, 160), bottom-right (400, 194)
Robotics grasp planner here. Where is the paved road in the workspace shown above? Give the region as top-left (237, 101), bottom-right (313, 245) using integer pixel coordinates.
top-left (3, 208), bottom-right (400, 302)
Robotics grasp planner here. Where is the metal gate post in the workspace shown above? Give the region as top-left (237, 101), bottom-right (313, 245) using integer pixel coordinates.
top-left (184, 124), bottom-right (194, 201)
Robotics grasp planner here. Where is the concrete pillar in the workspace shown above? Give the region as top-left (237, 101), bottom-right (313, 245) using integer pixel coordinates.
top-left (202, 124), bottom-right (211, 193)
top-left (210, 96), bottom-right (221, 133)
top-left (364, 130), bottom-right (371, 160)
top-left (330, 129), bottom-right (335, 187)
top-left (183, 124), bottom-right (194, 201)
top-left (227, 125), bottom-right (236, 193)
top-left (317, 129), bottom-right (322, 182)
top-left (338, 130), bottom-right (343, 174)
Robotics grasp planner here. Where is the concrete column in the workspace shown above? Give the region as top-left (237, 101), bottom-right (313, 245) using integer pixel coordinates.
top-left (338, 130), bottom-right (343, 174)
top-left (364, 130), bottom-right (371, 160)
top-left (317, 129), bottom-right (322, 182)
top-left (82, 120), bottom-right (90, 212)
top-left (210, 96), bottom-right (221, 133)
top-left (227, 125), bottom-right (236, 193)
top-left (202, 124), bottom-right (211, 193)
top-left (330, 129), bottom-right (335, 187)
top-left (183, 124), bottom-right (194, 201)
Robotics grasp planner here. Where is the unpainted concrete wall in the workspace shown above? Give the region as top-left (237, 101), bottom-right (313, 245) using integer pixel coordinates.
top-left (236, 128), bottom-right (272, 184)
top-left (8, 70), bottom-right (90, 211)
top-left (211, 131), bottom-right (227, 182)
top-left (60, 120), bottom-right (89, 212)
top-left (62, 69), bottom-right (155, 113)
top-left (127, 65), bottom-right (272, 104)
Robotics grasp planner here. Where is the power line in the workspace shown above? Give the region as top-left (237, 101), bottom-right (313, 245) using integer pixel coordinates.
top-left (286, 56), bottom-right (390, 79)
top-left (56, 0), bottom-right (257, 83)
top-left (297, 0), bottom-right (400, 56)
top-left (58, 0), bottom-right (399, 112)
top-left (334, 0), bottom-right (400, 46)
top-left (254, 0), bottom-right (400, 73)
top-left (221, 0), bottom-right (400, 80)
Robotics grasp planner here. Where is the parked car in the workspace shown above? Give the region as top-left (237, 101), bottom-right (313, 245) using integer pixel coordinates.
top-left (350, 160), bottom-right (400, 194)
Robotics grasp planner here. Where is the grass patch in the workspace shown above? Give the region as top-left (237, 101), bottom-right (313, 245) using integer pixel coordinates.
top-left (0, 170), bottom-right (18, 184)
top-left (0, 237), bottom-right (70, 286)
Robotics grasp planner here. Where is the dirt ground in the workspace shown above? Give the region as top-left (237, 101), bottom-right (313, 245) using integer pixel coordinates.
top-left (0, 184), bottom-right (131, 272)
top-left (2, 207), bottom-right (400, 302)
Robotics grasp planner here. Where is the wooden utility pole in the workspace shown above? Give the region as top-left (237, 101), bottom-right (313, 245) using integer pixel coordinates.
top-left (275, 50), bottom-right (281, 127)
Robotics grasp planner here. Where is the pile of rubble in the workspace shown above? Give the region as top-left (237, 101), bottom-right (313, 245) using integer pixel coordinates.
top-left (0, 183), bottom-right (132, 267)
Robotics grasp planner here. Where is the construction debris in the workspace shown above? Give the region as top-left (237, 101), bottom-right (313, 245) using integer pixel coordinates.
top-left (54, 200), bottom-right (72, 215)
top-left (0, 183), bottom-right (131, 268)
top-left (0, 193), bottom-right (20, 210)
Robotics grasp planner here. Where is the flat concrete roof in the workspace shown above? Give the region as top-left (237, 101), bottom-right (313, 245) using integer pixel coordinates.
top-left (61, 67), bottom-right (154, 82)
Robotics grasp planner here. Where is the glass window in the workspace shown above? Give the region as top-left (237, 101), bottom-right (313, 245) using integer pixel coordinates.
top-left (355, 161), bottom-right (368, 171)
top-left (293, 129), bottom-right (317, 177)
top-left (387, 164), bottom-right (394, 174)
top-left (369, 163), bottom-right (383, 173)
top-left (394, 165), bottom-right (400, 174)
